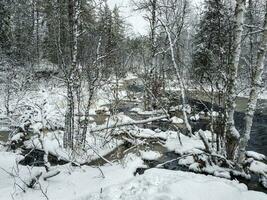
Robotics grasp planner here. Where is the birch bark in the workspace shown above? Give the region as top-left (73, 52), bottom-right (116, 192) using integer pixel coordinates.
top-left (225, 0), bottom-right (246, 160)
top-left (238, 3), bottom-right (267, 163)
top-left (64, 0), bottom-right (80, 149)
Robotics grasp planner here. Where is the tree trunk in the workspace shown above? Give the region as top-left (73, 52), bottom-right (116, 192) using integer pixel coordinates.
top-left (166, 28), bottom-right (192, 137)
top-left (238, 3), bottom-right (267, 164)
top-left (64, 0), bottom-right (79, 149)
top-left (225, 0), bottom-right (246, 160)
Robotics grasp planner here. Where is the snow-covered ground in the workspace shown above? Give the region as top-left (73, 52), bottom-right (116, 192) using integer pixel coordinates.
top-left (88, 169), bottom-right (267, 200)
top-left (0, 74), bottom-right (267, 199)
top-left (0, 152), bottom-right (143, 200)
top-left (0, 151), bottom-right (266, 200)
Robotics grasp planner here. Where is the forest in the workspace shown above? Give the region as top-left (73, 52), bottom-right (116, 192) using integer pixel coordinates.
top-left (0, 0), bottom-right (267, 199)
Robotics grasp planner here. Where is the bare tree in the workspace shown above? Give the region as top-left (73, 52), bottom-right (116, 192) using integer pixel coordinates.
top-left (238, 2), bottom-right (267, 164)
top-left (224, 0), bottom-right (246, 160)
top-left (157, 0), bottom-right (192, 136)
top-left (63, 0), bottom-right (80, 149)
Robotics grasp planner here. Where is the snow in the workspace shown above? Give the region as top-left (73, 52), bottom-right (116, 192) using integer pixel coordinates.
top-left (0, 127), bottom-right (10, 132)
top-left (23, 130), bottom-right (124, 164)
top-left (178, 155), bottom-right (195, 166)
top-left (165, 131), bottom-right (204, 155)
top-left (0, 140), bottom-right (267, 200)
top-left (140, 150), bottom-right (161, 161)
top-left (0, 74), bottom-right (266, 199)
top-left (249, 160), bottom-right (267, 175)
top-left (128, 127), bottom-right (169, 140)
top-left (239, 89), bottom-right (267, 100)
top-left (260, 90), bottom-right (267, 100)
top-left (171, 116), bottom-right (184, 124)
top-left (207, 111), bottom-right (219, 117)
top-left (246, 151), bottom-right (266, 161)
top-left (130, 107), bottom-right (164, 115)
top-left (190, 114), bottom-right (200, 121)
top-left (0, 152), bottom-right (145, 200)
top-left (86, 169), bottom-right (267, 200)
top-left (10, 132), bottom-right (25, 141)
top-left (123, 73), bottom-right (138, 81)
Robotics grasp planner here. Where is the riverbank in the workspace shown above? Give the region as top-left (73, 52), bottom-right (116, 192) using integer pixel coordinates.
top-left (0, 149), bottom-right (266, 200)
top-left (0, 75), bottom-right (266, 199)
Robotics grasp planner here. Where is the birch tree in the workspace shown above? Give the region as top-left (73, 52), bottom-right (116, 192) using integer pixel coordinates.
top-left (238, 3), bottom-right (267, 164)
top-left (224, 0), bottom-right (246, 160)
top-left (63, 0), bottom-right (80, 149)
top-left (158, 0), bottom-right (192, 136)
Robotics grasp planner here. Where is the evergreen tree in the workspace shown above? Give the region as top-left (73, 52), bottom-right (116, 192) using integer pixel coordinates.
top-left (192, 0), bottom-right (234, 90)
top-left (0, 0), bottom-right (12, 56)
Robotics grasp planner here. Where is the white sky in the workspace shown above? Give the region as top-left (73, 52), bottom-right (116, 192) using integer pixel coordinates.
top-left (107, 0), bottom-right (147, 36)
top-left (107, 0), bottom-right (204, 36)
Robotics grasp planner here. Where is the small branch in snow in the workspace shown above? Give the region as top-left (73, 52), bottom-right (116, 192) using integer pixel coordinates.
top-left (90, 115), bottom-right (169, 133)
top-left (43, 170), bottom-right (60, 181)
top-left (27, 171), bottom-right (42, 188)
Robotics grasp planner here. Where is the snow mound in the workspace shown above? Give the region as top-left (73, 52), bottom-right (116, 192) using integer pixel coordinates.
top-left (250, 160), bottom-right (267, 175)
top-left (246, 151), bottom-right (266, 161)
top-left (165, 132), bottom-right (204, 155)
top-left (190, 114), bottom-right (200, 121)
top-left (140, 150), bottom-right (161, 161)
top-left (171, 116), bottom-right (184, 124)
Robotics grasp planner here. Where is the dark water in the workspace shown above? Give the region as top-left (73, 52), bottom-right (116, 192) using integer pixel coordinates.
top-left (236, 112), bottom-right (267, 156)
top-left (188, 98), bottom-right (267, 156)
top-left (0, 130), bottom-right (9, 142)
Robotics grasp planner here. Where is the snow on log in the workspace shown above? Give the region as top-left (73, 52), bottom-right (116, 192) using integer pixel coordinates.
top-left (90, 115), bottom-right (169, 133)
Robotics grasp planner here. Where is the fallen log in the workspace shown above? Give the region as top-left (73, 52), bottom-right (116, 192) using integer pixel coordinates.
top-left (90, 115), bottom-right (169, 133)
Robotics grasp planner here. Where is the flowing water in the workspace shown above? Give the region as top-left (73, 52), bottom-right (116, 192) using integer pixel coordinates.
top-left (187, 98), bottom-right (267, 156)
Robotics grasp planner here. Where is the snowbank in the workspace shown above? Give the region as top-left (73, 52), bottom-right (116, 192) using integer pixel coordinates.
top-left (0, 152), bottom-right (145, 200)
top-left (246, 151), bottom-right (266, 161)
top-left (87, 169), bottom-right (267, 200)
top-left (140, 150), bottom-right (161, 161)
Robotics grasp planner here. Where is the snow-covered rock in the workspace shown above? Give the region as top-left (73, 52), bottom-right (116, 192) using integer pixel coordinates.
top-left (208, 111), bottom-right (219, 117)
top-left (190, 114), bottom-right (200, 121)
top-left (140, 150), bottom-right (161, 161)
top-left (246, 151), bottom-right (266, 161)
top-left (171, 116), bottom-right (184, 124)
top-left (250, 160), bottom-right (267, 175)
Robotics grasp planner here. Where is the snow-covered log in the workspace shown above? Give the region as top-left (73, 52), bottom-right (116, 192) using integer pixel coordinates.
top-left (90, 115), bottom-right (169, 133)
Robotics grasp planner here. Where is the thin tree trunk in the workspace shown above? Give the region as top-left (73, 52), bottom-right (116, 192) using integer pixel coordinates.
top-left (165, 28), bottom-right (192, 137)
top-left (225, 0), bottom-right (246, 160)
top-left (238, 3), bottom-right (267, 164)
top-left (64, 0), bottom-right (79, 149)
